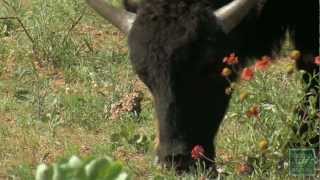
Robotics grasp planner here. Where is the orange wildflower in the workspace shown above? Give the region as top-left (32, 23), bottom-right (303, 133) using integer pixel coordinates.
top-left (246, 105), bottom-right (260, 118)
top-left (223, 53), bottom-right (239, 65)
top-left (314, 56), bottom-right (320, 65)
top-left (241, 68), bottom-right (254, 81)
top-left (255, 56), bottom-right (271, 71)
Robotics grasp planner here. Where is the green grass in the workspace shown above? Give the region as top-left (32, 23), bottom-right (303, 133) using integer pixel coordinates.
top-left (0, 0), bottom-right (319, 179)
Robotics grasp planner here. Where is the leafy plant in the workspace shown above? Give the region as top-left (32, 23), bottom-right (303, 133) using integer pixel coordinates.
top-left (35, 156), bottom-right (130, 180)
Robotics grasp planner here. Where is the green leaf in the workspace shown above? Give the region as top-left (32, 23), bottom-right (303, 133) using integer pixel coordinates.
top-left (85, 158), bottom-right (110, 179)
top-left (35, 164), bottom-right (51, 180)
top-left (67, 156), bottom-right (83, 169)
top-left (52, 163), bottom-right (63, 180)
top-left (101, 162), bottom-right (123, 180)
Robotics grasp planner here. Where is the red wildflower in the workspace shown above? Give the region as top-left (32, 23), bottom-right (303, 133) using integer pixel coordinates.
top-left (314, 56), bottom-right (320, 65)
top-left (246, 105), bottom-right (260, 118)
top-left (235, 162), bottom-right (254, 175)
top-left (241, 68), bottom-right (254, 81)
top-left (223, 53), bottom-right (239, 65)
top-left (255, 56), bottom-right (271, 71)
top-left (191, 145), bottom-right (205, 160)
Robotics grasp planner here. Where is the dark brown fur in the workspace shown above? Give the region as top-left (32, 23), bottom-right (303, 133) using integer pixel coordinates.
top-left (126, 0), bottom-right (319, 170)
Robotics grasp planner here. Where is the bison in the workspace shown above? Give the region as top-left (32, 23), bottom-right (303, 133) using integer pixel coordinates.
top-left (87, 0), bottom-right (319, 171)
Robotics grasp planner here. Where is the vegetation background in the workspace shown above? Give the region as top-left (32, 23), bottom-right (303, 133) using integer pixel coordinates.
top-left (0, 0), bottom-right (319, 179)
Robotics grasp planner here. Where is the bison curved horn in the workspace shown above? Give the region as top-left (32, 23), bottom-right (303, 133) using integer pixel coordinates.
top-left (86, 0), bottom-right (136, 34)
top-left (124, 0), bottom-right (140, 13)
top-left (214, 0), bottom-right (257, 34)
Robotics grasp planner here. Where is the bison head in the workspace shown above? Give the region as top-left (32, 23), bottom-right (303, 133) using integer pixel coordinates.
top-left (87, 0), bottom-right (257, 170)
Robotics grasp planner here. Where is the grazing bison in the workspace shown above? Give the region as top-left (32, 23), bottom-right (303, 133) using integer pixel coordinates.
top-left (87, 0), bottom-right (319, 170)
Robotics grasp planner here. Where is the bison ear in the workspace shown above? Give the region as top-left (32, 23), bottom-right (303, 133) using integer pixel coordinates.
top-left (214, 0), bottom-right (256, 34)
top-left (87, 0), bottom-right (136, 34)
top-left (123, 0), bottom-right (140, 13)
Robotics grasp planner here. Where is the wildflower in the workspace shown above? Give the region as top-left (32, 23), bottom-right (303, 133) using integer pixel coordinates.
top-left (221, 67), bottom-right (232, 77)
top-left (314, 56), bottom-right (320, 65)
top-left (259, 139), bottom-right (269, 152)
top-left (223, 53), bottom-right (239, 65)
top-left (191, 145), bottom-right (204, 160)
top-left (289, 50), bottom-right (301, 60)
top-left (286, 64), bottom-right (295, 74)
top-left (225, 87), bottom-right (233, 95)
top-left (246, 105), bottom-right (260, 118)
top-left (239, 91), bottom-right (249, 102)
top-left (241, 68), bottom-right (254, 81)
top-left (255, 56), bottom-right (271, 71)
top-left (235, 162), bottom-right (254, 175)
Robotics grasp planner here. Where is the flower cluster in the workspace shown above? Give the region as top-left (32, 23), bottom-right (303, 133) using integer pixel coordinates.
top-left (221, 54), bottom-right (272, 83)
top-left (207, 51), bottom-right (320, 176)
top-left (221, 53), bottom-right (239, 81)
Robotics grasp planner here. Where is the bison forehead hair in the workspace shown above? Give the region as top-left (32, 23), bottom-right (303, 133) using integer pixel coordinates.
top-left (129, 0), bottom-right (227, 78)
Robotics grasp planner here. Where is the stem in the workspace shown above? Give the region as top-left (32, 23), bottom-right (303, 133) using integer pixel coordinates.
top-left (61, 8), bottom-right (86, 45)
top-left (0, 16), bottom-right (34, 43)
top-left (200, 153), bottom-right (215, 164)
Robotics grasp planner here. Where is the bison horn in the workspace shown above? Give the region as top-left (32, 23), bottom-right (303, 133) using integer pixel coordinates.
top-left (214, 0), bottom-right (257, 34)
top-left (86, 0), bottom-right (136, 34)
top-left (124, 0), bottom-right (140, 13)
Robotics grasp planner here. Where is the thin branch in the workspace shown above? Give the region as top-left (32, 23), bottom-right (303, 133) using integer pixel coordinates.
top-left (61, 8), bottom-right (87, 45)
top-left (0, 16), bottom-right (34, 43)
